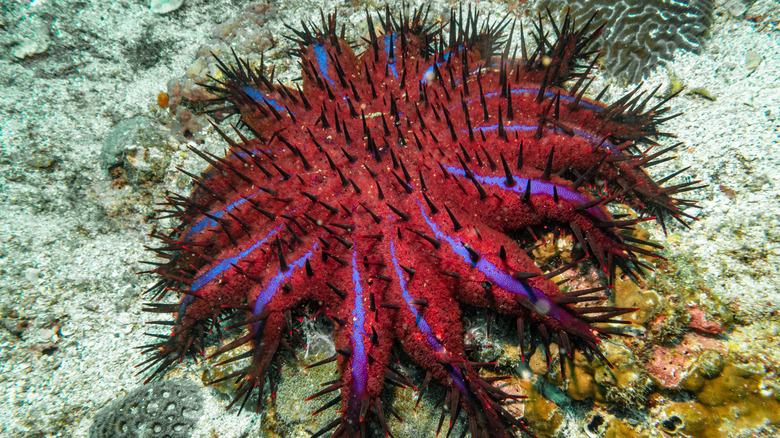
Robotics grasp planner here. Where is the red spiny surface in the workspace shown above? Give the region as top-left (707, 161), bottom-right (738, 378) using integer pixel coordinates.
top-left (139, 6), bottom-right (698, 438)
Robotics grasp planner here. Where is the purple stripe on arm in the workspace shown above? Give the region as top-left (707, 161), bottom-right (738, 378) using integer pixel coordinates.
top-left (417, 202), bottom-right (566, 320)
top-left (443, 165), bottom-right (608, 221)
top-left (186, 196), bottom-right (252, 238)
top-left (390, 241), bottom-right (446, 350)
top-left (383, 34), bottom-right (399, 78)
top-left (480, 89), bottom-right (603, 112)
top-left (175, 295), bottom-right (194, 324)
top-left (346, 251), bottom-right (369, 418)
top-left (191, 225), bottom-right (283, 291)
top-left (250, 242), bottom-right (318, 333)
top-left (468, 122), bottom-right (622, 154)
top-left (186, 185), bottom-right (284, 239)
top-left (454, 88), bottom-right (620, 154)
top-left (240, 85), bottom-right (286, 112)
top-left (389, 240), bottom-right (470, 397)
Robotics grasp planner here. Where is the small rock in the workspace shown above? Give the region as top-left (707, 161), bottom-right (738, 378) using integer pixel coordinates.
top-left (26, 155), bottom-right (55, 169)
top-left (745, 50), bottom-right (762, 70)
top-left (39, 327), bottom-right (60, 343)
top-left (82, 302), bottom-right (99, 312)
top-left (151, 0), bottom-right (184, 14)
top-left (687, 304), bottom-right (723, 334)
top-left (728, 2), bottom-right (746, 17)
top-left (2, 319), bottom-right (29, 337)
top-left (60, 322), bottom-right (75, 337)
top-left (24, 268), bottom-right (41, 283)
top-left (39, 342), bottom-right (59, 355)
top-left (688, 87), bottom-right (716, 101)
top-left (100, 117), bottom-right (170, 187)
top-left (10, 19), bottom-right (50, 60)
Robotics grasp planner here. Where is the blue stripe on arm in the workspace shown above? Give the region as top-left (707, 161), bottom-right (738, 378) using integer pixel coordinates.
top-left (250, 242), bottom-right (319, 333)
top-left (442, 165), bottom-right (608, 220)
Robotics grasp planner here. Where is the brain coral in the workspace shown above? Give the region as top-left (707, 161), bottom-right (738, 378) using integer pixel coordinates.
top-left (540, 0), bottom-right (714, 83)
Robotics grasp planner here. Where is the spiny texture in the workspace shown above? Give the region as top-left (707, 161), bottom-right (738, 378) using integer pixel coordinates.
top-left (541, 0), bottom-right (715, 83)
top-left (139, 6), bottom-right (700, 438)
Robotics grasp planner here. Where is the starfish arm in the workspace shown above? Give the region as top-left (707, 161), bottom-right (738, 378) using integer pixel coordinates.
top-left (390, 238), bottom-right (533, 437)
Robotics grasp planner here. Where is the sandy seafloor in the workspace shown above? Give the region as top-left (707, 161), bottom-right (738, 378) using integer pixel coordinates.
top-left (0, 0), bottom-right (778, 437)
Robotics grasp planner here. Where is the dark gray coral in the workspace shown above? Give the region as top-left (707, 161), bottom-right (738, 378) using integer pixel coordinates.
top-left (540, 0), bottom-right (714, 83)
top-left (89, 380), bottom-right (203, 438)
